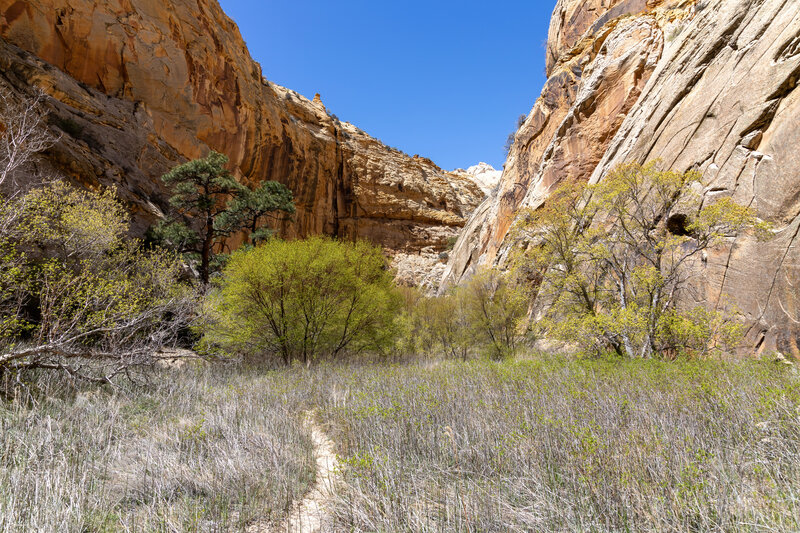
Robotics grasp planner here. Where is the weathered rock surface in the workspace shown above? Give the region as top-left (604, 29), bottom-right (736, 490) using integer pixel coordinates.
top-left (0, 0), bottom-right (483, 268)
top-left (453, 162), bottom-right (503, 195)
top-left (445, 0), bottom-right (800, 357)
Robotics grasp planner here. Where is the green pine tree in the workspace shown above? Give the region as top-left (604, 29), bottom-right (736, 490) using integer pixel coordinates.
top-left (216, 181), bottom-right (295, 246)
top-left (155, 151), bottom-right (295, 284)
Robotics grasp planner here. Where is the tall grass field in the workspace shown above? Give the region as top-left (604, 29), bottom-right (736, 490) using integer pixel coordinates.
top-left (1, 357), bottom-right (799, 532)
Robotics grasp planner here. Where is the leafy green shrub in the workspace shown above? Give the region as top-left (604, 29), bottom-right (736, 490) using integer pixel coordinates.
top-left (462, 269), bottom-right (530, 359)
top-left (202, 237), bottom-right (401, 365)
top-left (399, 269), bottom-right (529, 361)
top-left (410, 287), bottom-right (473, 360)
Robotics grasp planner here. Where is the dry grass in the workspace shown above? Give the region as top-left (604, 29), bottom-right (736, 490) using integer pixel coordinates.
top-left (2, 356), bottom-right (799, 532)
top-left (308, 357), bottom-right (800, 532)
top-left (0, 365), bottom-right (315, 532)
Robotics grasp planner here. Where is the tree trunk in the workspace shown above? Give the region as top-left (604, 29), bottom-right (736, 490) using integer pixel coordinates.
top-left (281, 346), bottom-right (290, 366)
top-left (617, 278), bottom-right (636, 358)
top-left (200, 217), bottom-right (213, 284)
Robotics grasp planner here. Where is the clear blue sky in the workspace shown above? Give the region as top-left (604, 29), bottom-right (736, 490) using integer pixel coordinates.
top-left (218, 1), bottom-right (556, 171)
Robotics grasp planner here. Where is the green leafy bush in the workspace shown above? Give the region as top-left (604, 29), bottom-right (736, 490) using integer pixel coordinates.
top-left (0, 182), bottom-right (193, 383)
top-left (463, 269), bottom-right (530, 359)
top-left (202, 237), bottom-right (401, 365)
top-left (398, 269), bottom-right (529, 361)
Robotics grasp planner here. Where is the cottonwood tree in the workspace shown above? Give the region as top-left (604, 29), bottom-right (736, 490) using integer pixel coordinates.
top-left (397, 271), bottom-right (528, 361)
top-left (156, 152), bottom-right (295, 283)
top-left (463, 269), bottom-right (530, 359)
top-left (0, 90), bottom-right (58, 243)
top-left (513, 161), bottom-right (769, 358)
top-left (203, 237), bottom-right (400, 365)
top-left (0, 182), bottom-right (194, 385)
top-left (410, 289), bottom-right (474, 361)
top-left (0, 94), bottom-right (193, 386)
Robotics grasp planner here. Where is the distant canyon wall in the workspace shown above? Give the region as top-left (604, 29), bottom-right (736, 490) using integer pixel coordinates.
top-left (444, 0), bottom-right (800, 357)
top-left (0, 0), bottom-right (484, 285)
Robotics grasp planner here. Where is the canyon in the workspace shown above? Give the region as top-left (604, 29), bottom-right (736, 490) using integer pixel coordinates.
top-left (444, 0), bottom-right (800, 358)
top-left (0, 0), bottom-right (483, 286)
top-left (2, 0), bottom-right (800, 356)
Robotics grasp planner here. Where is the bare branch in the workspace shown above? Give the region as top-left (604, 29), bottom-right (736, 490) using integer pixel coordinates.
top-left (0, 89), bottom-right (58, 191)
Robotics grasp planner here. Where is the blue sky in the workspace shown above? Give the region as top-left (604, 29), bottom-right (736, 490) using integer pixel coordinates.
top-left (218, 1), bottom-right (556, 170)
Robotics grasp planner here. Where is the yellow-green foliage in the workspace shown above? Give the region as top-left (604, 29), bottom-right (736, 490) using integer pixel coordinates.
top-left (512, 161), bottom-right (769, 358)
top-left (463, 269), bottom-right (530, 359)
top-left (0, 181), bottom-right (188, 374)
top-left (202, 236), bottom-right (401, 365)
top-left (17, 181), bottom-right (129, 258)
top-left (399, 269), bottom-right (530, 361)
top-left (403, 286), bottom-right (473, 360)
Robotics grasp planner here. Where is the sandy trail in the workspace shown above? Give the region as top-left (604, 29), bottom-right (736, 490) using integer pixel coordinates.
top-left (276, 412), bottom-right (341, 533)
top-left (245, 411), bottom-right (340, 533)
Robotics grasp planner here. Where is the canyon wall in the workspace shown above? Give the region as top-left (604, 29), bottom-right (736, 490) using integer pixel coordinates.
top-left (445, 0), bottom-right (800, 357)
top-left (0, 0), bottom-right (483, 285)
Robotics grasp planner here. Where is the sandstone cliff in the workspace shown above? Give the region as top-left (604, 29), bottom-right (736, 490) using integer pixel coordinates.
top-left (0, 0), bottom-right (483, 283)
top-left (444, 0), bottom-right (800, 357)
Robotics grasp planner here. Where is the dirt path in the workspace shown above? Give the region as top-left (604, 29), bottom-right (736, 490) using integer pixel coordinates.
top-left (278, 412), bottom-right (341, 533)
top-left (244, 411), bottom-right (340, 533)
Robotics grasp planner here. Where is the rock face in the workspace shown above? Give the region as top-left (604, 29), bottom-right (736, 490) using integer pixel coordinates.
top-left (445, 0), bottom-right (800, 357)
top-left (453, 163), bottom-right (503, 195)
top-left (0, 0), bottom-right (483, 270)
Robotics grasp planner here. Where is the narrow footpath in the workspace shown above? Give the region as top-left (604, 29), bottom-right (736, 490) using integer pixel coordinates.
top-left (266, 412), bottom-right (341, 533)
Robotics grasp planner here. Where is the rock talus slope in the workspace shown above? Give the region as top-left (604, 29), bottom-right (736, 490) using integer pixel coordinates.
top-left (0, 0), bottom-right (483, 284)
top-left (445, 0), bottom-right (800, 357)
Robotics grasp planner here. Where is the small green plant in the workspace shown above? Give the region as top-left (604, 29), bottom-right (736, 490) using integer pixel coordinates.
top-left (666, 22), bottom-right (685, 43)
